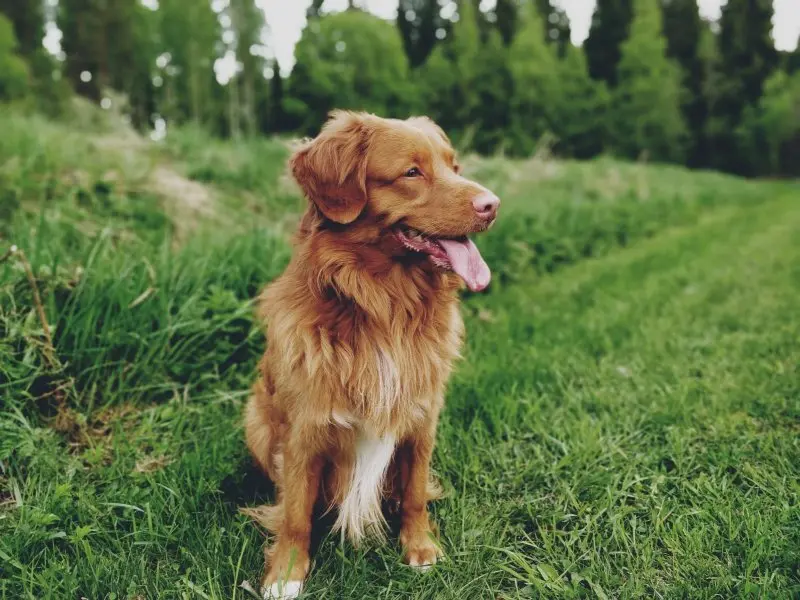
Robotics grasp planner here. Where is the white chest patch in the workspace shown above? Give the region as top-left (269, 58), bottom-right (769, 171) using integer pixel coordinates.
top-left (334, 429), bottom-right (396, 544)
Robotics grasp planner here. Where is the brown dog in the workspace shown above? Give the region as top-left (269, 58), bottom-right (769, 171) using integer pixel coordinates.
top-left (244, 111), bottom-right (499, 598)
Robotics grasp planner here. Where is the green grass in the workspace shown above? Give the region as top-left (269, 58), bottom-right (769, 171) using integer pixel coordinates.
top-left (1, 111), bottom-right (799, 599)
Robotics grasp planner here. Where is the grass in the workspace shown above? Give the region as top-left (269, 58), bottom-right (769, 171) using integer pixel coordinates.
top-left (1, 110), bottom-right (799, 599)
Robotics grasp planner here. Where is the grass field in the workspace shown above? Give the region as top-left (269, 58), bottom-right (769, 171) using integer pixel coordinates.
top-left (1, 111), bottom-right (799, 599)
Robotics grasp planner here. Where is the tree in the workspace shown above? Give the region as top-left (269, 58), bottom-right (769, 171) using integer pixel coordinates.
top-left (306, 0), bottom-right (325, 20)
top-left (285, 10), bottom-right (415, 135)
top-left (397, 0), bottom-right (445, 67)
top-left (494, 0), bottom-right (517, 45)
top-left (126, 4), bottom-right (159, 129)
top-left (554, 45), bottom-right (610, 158)
top-left (269, 60), bottom-right (290, 132)
top-left (0, 13), bottom-right (28, 101)
top-left (713, 0), bottom-right (777, 173)
top-left (506, 1), bottom-right (561, 155)
top-left (0, 0), bottom-right (44, 57)
top-left (157, 0), bottom-right (221, 126)
top-left (737, 70), bottom-right (800, 176)
top-left (59, 0), bottom-right (155, 113)
top-left (697, 22), bottom-right (724, 168)
top-left (471, 29), bottom-right (512, 153)
top-left (58, 0), bottom-right (107, 100)
top-left (537, 0), bottom-right (571, 56)
top-left (584, 0), bottom-right (633, 86)
top-left (786, 39), bottom-right (800, 74)
top-left (418, 0), bottom-right (482, 138)
top-left (661, 0), bottom-right (705, 166)
top-left (1, 0), bottom-right (69, 116)
top-left (612, 0), bottom-right (686, 162)
top-left (229, 0), bottom-right (270, 137)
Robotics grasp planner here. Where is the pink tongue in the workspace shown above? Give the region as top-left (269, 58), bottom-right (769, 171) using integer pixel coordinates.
top-left (438, 238), bottom-right (491, 292)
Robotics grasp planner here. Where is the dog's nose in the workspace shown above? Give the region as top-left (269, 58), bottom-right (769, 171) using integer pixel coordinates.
top-left (473, 192), bottom-right (500, 221)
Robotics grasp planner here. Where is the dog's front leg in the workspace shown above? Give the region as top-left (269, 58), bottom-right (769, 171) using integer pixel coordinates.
top-left (261, 429), bottom-right (323, 599)
top-left (399, 416), bottom-right (443, 569)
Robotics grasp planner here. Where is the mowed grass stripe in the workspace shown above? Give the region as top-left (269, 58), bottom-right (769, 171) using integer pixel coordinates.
top-left (426, 193), bottom-right (800, 598)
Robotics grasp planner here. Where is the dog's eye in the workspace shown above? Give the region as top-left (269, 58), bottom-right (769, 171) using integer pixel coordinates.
top-left (404, 167), bottom-right (421, 178)
top-left (453, 163), bottom-right (461, 174)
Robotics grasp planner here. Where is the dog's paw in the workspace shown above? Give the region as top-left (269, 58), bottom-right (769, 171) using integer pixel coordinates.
top-left (403, 538), bottom-right (443, 570)
top-left (262, 579), bottom-right (303, 599)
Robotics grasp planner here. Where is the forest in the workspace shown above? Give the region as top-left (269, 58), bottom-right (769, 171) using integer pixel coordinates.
top-left (0, 0), bottom-right (798, 174)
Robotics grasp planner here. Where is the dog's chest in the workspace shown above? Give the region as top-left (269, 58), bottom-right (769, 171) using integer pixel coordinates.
top-left (343, 302), bottom-right (464, 420)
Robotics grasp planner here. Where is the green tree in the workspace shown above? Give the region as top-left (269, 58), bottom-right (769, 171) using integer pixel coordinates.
top-left (0, 13), bottom-right (28, 101)
top-left (228, 0), bottom-right (270, 137)
top-left (554, 45), bottom-right (610, 158)
top-left (418, 0), bottom-right (482, 138)
top-left (0, 0), bottom-right (44, 57)
top-left (697, 22), bottom-right (724, 168)
top-left (506, 1), bottom-right (561, 155)
top-left (268, 60), bottom-right (289, 132)
top-left (494, 0), bottom-right (517, 45)
top-left (737, 70), bottom-right (800, 176)
top-left (714, 0), bottom-right (777, 173)
top-left (157, 0), bottom-right (221, 127)
top-left (786, 39), bottom-right (800, 74)
top-left (58, 0), bottom-right (106, 100)
top-left (537, 0), bottom-right (571, 55)
top-left (585, 0), bottom-right (633, 86)
top-left (1, 0), bottom-right (70, 116)
top-left (397, 0), bottom-right (446, 67)
top-left (472, 29), bottom-right (512, 153)
top-left (285, 10), bottom-right (415, 135)
top-left (59, 0), bottom-right (155, 114)
top-left (661, 0), bottom-right (705, 166)
top-left (612, 0), bottom-right (686, 162)
top-left (124, 3), bottom-right (159, 129)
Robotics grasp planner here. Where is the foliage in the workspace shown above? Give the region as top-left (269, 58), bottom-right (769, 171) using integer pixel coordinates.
top-left (505, 3), bottom-right (560, 155)
top-left (155, 0), bottom-right (221, 129)
top-left (0, 0), bottom-right (44, 57)
top-left (0, 13), bottom-right (28, 101)
top-left (0, 0), bottom-right (797, 185)
top-left (397, 0), bottom-right (447, 67)
top-left (553, 45), bottom-right (610, 158)
top-left (711, 0), bottom-right (778, 173)
top-left (584, 0), bottom-right (633, 86)
top-left (285, 9), bottom-right (414, 135)
top-left (661, 0), bottom-right (705, 166)
top-left (611, 0), bottom-right (687, 162)
top-left (737, 70), bottom-right (800, 176)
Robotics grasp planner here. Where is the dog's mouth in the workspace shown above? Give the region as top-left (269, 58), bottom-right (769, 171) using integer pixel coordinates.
top-left (394, 226), bottom-right (491, 292)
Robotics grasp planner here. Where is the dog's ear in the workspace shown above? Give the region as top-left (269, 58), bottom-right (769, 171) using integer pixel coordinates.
top-left (290, 111), bottom-right (371, 224)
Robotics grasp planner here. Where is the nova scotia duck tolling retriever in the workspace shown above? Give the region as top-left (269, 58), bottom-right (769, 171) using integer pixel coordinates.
top-left (244, 110), bottom-right (500, 599)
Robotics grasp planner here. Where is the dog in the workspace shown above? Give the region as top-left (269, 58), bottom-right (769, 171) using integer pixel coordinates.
top-left (244, 110), bottom-right (499, 599)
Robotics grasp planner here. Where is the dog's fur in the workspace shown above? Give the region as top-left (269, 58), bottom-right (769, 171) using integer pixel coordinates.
top-left (244, 111), bottom-right (498, 597)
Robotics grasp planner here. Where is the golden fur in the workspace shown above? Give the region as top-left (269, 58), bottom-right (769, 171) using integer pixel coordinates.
top-left (243, 111), bottom-right (499, 597)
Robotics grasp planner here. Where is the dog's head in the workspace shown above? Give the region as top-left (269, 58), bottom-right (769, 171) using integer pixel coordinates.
top-left (291, 111), bottom-right (499, 292)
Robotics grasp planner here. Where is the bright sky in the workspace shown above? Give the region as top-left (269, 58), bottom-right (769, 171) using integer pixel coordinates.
top-left (264, 0), bottom-right (800, 75)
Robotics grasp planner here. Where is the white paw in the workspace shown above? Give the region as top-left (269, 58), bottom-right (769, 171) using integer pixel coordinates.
top-left (262, 580), bottom-right (303, 599)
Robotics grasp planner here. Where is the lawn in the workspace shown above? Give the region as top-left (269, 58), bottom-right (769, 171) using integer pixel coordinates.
top-left (1, 112), bottom-right (798, 599)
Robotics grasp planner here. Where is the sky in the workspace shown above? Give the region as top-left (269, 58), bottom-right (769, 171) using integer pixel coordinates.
top-left (264, 0), bottom-right (800, 75)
